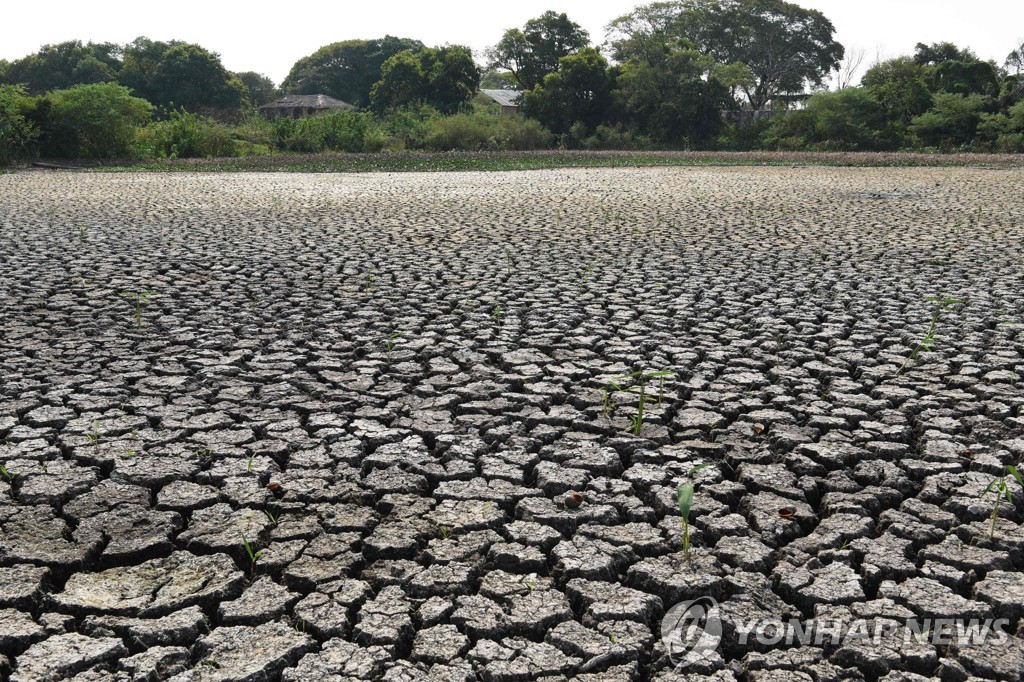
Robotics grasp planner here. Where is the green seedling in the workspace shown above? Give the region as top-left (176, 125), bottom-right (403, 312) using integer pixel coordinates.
top-left (384, 331), bottom-right (401, 365)
top-left (982, 465), bottom-right (1024, 540)
top-left (439, 526), bottom-right (451, 540)
top-left (677, 464), bottom-right (712, 560)
top-left (492, 304), bottom-right (502, 324)
top-left (196, 448), bottom-right (214, 461)
top-left (0, 464), bottom-right (16, 483)
top-left (119, 291), bottom-right (158, 329)
top-left (264, 510), bottom-right (278, 525)
top-left (247, 454), bottom-right (255, 472)
top-left (85, 421), bottom-right (102, 447)
top-left (505, 248), bottom-right (513, 274)
top-left (241, 532), bottom-right (263, 576)
top-left (604, 369), bottom-right (675, 436)
top-left (896, 296), bottom-right (968, 375)
top-left (124, 450), bottom-right (136, 459)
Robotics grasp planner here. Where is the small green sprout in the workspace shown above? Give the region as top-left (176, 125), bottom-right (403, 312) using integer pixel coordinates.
top-left (897, 296), bottom-right (968, 375)
top-left (983, 465), bottom-right (1024, 540)
top-left (604, 369), bottom-right (674, 436)
top-left (677, 464), bottom-right (712, 561)
top-left (119, 291), bottom-right (158, 329)
top-left (384, 331), bottom-right (401, 365)
top-left (0, 464), bottom-right (16, 483)
top-left (241, 532), bottom-right (263, 576)
top-left (492, 305), bottom-right (502, 323)
top-left (85, 421), bottom-right (102, 447)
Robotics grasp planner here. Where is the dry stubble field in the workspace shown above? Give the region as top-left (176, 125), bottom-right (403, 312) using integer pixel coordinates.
top-left (1, 166), bottom-right (1023, 681)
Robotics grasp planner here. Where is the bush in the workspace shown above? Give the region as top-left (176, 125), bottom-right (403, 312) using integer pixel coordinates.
top-left (136, 110), bottom-right (237, 158)
top-left (422, 112), bottom-right (554, 151)
top-left (273, 110), bottom-right (385, 153)
top-left (42, 83), bottom-right (152, 158)
top-left (0, 85), bottom-right (40, 165)
top-left (581, 123), bottom-right (651, 150)
top-left (909, 93), bottom-right (988, 150)
top-left (762, 88), bottom-right (897, 151)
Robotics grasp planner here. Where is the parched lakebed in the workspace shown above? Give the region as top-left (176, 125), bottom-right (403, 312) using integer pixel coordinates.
top-left (1, 166), bottom-right (1023, 681)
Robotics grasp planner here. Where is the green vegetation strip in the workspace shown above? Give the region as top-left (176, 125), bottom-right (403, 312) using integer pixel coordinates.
top-left (77, 150), bottom-right (1024, 174)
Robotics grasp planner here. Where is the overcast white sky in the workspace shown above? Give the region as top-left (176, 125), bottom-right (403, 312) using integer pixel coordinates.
top-left (2, 1), bottom-right (1022, 85)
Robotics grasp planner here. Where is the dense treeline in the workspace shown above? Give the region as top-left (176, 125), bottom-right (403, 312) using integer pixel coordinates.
top-left (2, 0), bottom-right (1023, 164)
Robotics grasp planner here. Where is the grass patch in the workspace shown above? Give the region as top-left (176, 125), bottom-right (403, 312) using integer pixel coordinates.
top-left (46, 149), bottom-right (1024, 174)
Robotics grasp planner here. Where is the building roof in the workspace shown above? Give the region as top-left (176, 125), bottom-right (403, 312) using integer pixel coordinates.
top-left (259, 94), bottom-right (356, 110)
top-left (481, 89), bottom-right (523, 108)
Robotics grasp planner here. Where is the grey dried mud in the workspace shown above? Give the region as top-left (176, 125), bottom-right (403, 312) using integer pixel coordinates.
top-left (0, 166), bottom-right (1022, 680)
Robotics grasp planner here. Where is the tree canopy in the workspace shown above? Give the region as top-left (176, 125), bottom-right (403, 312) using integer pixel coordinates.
top-left (3, 41), bottom-right (121, 94)
top-left (487, 11), bottom-right (590, 90)
top-left (371, 45), bottom-right (480, 115)
top-left (282, 37), bottom-right (424, 107)
top-left (609, 0), bottom-right (843, 111)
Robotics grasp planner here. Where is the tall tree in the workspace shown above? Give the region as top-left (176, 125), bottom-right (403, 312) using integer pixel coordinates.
top-left (862, 56), bottom-right (934, 123)
top-left (282, 37), bottom-right (424, 107)
top-left (614, 45), bottom-right (737, 143)
top-left (3, 41), bottom-right (121, 94)
top-left (487, 11), bottom-right (590, 90)
top-left (913, 42), bottom-right (999, 97)
top-left (149, 43), bottom-right (245, 112)
top-left (608, 0), bottom-right (843, 112)
top-left (234, 72), bottom-right (277, 105)
top-left (520, 47), bottom-right (612, 135)
top-left (370, 45), bottom-right (479, 115)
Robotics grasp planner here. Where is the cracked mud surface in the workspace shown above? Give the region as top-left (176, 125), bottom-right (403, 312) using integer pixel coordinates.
top-left (1, 166), bottom-right (1023, 681)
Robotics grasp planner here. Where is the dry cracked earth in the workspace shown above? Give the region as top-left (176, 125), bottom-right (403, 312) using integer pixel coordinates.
top-left (1, 166), bottom-right (1023, 682)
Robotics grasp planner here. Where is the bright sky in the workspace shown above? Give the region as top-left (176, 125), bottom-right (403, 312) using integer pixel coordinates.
top-left (2, 1), bottom-right (1022, 85)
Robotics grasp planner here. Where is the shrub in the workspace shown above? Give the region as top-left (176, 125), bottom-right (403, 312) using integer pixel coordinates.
top-left (0, 85), bottom-right (40, 165)
top-left (273, 110), bottom-right (384, 153)
top-left (136, 109), bottom-right (237, 158)
top-left (762, 88), bottom-right (896, 151)
top-left (581, 123), bottom-right (651, 150)
top-left (42, 83), bottom-right (152, 158)
top-left (422, 112), bottom-right (554, 151)
top-left (909, 93), bottom-right (988, 150)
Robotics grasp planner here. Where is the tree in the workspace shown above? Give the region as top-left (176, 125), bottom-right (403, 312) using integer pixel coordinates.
top-left (832, 46), bottom-right (867, 90)
top-left (614, 45), bottom-right (734, 144)
top-left (913, 42), bottom-right (999, 97)
top-left (282, 37), bottom-right (424, 107)
top-left (763, 87), bottom-right (894, 150)
top-left (1006, 41), bottom-right (1024, 76)
top-left (610, 0), bottom-right (843, 112)
top-left (370, 46), bottom-right (480, 115)
top-left (370, 51), bottom-right (426, 112)
top-left (3, 41), bottom-right (121, 94)
top-left (606, 2), bottom-right (685, 67)
top-left (909, 92), bottom-right (987, 149)
top-left (487, 11), bottom-right (590, 90)
top-left (118, 37), bottom-right (179, 102)
top-left (43, 83), bottom-right (152, 158)
top-left (0, 85), bottom-right (41, 164)
top-left (520, 47), bottom-right (612, 135)
top-left (480, 69), bottom-right (518, 89)
top-left (862, 56), bottom-right (933, 123)
top-left (150, 43), bottom-right (244, 112)
top-left (234, 72), bottom-right (278, 105)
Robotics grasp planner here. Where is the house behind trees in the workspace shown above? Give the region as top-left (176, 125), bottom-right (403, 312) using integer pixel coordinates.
top-left (259, 94), bottom-right (357, 119)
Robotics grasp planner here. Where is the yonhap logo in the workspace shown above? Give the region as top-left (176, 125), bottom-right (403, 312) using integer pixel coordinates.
top-left (661, 596), bottom-right (722, 669)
